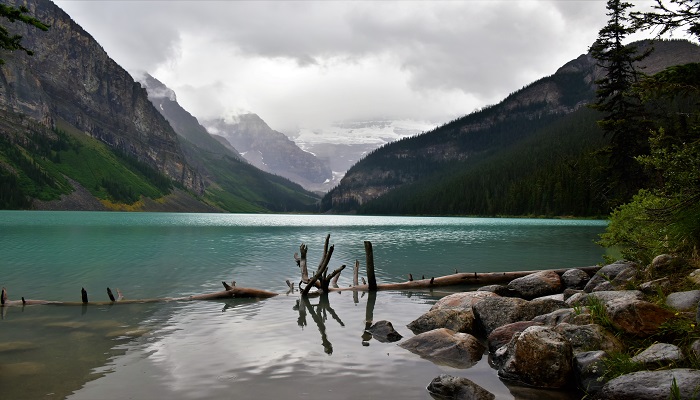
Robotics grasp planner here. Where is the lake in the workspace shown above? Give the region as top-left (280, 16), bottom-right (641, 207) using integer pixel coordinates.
top-left (0, 211), bottom-right (608, 399)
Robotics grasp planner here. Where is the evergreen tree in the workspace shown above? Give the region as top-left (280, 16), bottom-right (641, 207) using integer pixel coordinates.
top-left (589, 0), bottom-right (651, 203)
top-left (0, 4), bottom-right (49, 64)
top-left (633, 0), bottom-right (700, 39)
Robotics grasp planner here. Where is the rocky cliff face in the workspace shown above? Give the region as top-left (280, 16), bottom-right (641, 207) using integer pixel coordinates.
top-left (0, 0), bottom-right (203, 193)
top-left (204, 114), bottom-right (332, 191)
top-left (138, 73), bottom-right (242, 161)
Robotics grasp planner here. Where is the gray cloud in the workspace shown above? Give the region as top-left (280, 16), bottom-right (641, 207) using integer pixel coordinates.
top-left (54, 1), bottom-right (653, 132)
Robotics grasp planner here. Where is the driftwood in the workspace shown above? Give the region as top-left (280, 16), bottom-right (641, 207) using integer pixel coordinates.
top-left (1, 234), bottom-right (602, 308)
top-left (0, 283), bottom-right (278, 308)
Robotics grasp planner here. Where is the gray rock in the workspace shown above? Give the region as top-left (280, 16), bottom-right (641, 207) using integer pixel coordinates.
top-left (473, 297), bottom-right (529, 335)
top-left (562, 268), bottom-right (591, 289)
top-left (487, 321), bottom-right (543, 353)
top-left (497, 326), bottom-right (573, 389)
top-left (639, 277), bottom-right (671, 295)
top-left (666, 290), bottom-right (700, 311)
top-left (691, 339), bottom-right (700, 358)
top-left (563, 288), bottom-right (584, 301)
top-left (631, 343), bottom-right (684, 366)
top-left (430, 291), bottom-right (498, 311)
top-left (569, 290), bottom-right (644, 307)
top-left (553, 323), bottom-right (624, 354)
top-left (533, 293), bottom-right (565, 302)
top-left (652, 254), bottom-right (675, 270)
top-left (366, 320), bottom-right (402, 343)
top-left (597, 369), bottom-right (700, 400)
top-left (532, 308), bottom-right (592, 326)
top-left (407, 308), bottom-right (475, 335)
top-left (584, 261), bottom-right (638, 293)
top-left (610, 266), bottom-right (638, 286)
top-left (574, 350), bottom-right (608, 394)
top-left (398, 328), bottom-right (484, 369)
top-left (689, 269), bottom-right (700, 285)
top-left (476, 284), bottom-right (515, 297)
top-left (507, 270), bottom-right (562, 300)
top-left (472, 296), bottom-right (568, 336)
top-left (473, 297), bottom-right (567, 336)
top-left (426, 374), bottom-right (495, 400)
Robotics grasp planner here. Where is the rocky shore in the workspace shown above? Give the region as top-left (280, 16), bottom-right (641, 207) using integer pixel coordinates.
top-left (371, 255), bottom-right (700, 399)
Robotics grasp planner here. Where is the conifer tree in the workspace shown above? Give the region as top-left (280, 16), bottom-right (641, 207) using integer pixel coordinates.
top-left (589, 0), bottom-right (651, 204)
top-left (0, 4), bottom-right (49, 64)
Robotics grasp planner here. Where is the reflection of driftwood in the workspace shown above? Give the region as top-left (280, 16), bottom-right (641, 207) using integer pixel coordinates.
top-left (296, 293), bottom-right (345, 354)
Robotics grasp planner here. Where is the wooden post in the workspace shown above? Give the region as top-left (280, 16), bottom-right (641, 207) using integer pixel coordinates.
top-left (298, 244), bottom-right (309, 284)
top-left (364, 241), bottom-right (377, 291)
top-left (353, 260), bottom-right (359, 287)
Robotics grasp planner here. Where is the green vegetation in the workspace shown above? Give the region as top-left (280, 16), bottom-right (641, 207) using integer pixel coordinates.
top-left (0, 119), bottom-right (174, 208)
top-left (180, 140), bottom-right (320, 213)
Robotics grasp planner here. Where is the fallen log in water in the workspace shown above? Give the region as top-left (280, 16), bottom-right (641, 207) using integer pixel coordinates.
top-left (0, 284), bottom-right (278, 307)
top-left (328, 266), bottom-right (602, 292)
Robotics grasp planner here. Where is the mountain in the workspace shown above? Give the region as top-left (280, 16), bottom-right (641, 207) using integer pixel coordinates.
top-left (288, 119), bottom-right (436, 190)
top-left (204, 114), bottom-right (332, 192)
top-left (138, 73), bottom-right (242, 160)
top-left (0, 0), bottom-right (319, 212)
top-left (138, 74), bottom-right (320, 212)
top-left (322, 40), bottom-right (700, 216)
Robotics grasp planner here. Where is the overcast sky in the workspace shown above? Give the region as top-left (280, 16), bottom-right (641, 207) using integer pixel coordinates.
top-left (53, 0), bottom-right (662, 134)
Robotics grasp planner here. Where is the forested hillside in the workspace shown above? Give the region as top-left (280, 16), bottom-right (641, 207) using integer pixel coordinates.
top-left (322, 39), bottom-right (700, 217)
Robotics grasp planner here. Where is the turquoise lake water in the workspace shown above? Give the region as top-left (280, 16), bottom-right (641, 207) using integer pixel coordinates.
top-left (0, 211), bottom-right (608, 399)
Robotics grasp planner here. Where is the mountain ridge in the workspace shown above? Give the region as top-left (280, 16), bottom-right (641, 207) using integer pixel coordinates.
top-left (322, 39), bottom-right (700, 215)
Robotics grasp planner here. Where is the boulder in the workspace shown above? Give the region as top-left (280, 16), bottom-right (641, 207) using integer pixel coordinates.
top-left (426, 374), bottom-right (495, 400)
top-left (573, 350), bottom-right (608, 394)
top-left (473, 297), bottom-right (529, 335)
top-left (521, 298), bottom-right (569, 320)
top-left (691, 339), bottom-right (700, 358)
top-left (532, 308), bottom-right (591, 326)
top-left (631, 342), bottom-right (684, 366)
top-left (562, 268), bottom-right (590, 289)
top-left (665, 290), bottom-right (700, 311)
top-left (476, 284), bottom-right (515, 297)
top-left (584, 261), bottom-right (638, 292)
top-left (487, 321), bottom-right (543, 353)
top-left (507, 270), bottom-right (562, 300)
top-left (639, 277), bottom-right (671, 295)
top-left (689, 269), bottom-right (700, 286)
top-left (532, 293), bottom-right (565, 302)
top-left (366, 320), bottom-right (402, 343)
top-left (552, 323), bottom-right (624, 354)
top-left (497, 326), bottom-right (573, 388)
top-left (473, 297), bottom-right (567, 336)
top-left (430, 291), bottom-right (498, 311)
top-left (407, 308), bottom-right (475, 335)
top-left (398, 328), bottom-right (484, 369)
top-left (568, 290), bottom-right (644, 307)
top-left (606, 298), bottom-right (676, 336)
top-left (596, 369), bottom-right (700, 400)
top-left (563, 288), bottom-right (584, 301)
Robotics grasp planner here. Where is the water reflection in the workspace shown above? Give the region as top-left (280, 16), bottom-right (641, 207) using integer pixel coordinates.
top-left (295, 294), bottom-right (346, 354)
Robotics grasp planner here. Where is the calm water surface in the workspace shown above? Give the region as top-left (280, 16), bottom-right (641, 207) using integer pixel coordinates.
top-left (0, 211), bottom-right (608, 399)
